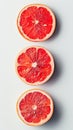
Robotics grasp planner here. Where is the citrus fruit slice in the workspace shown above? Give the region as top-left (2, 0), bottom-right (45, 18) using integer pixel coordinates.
top-left (15, 46), bottom-right (54, 85)
top-left (17, 4), bottom-right (56, 41)
top-left (16, 89), bottom-right (54, 126)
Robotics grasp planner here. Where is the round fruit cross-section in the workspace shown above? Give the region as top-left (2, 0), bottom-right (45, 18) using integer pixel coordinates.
top-left (15, 46), bottom-right (54, 85)
top-left (17, 4), bottom-right (56, 41)
top-left (16, 89), bottom-right (54, 126)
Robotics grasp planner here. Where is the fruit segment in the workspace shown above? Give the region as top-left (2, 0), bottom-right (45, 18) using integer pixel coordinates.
top-left (17, 4), bottom-right (56, 41)
top-left (15, 46), bottom-right (54, 85)
top-left (16, 89), bottom-right (54, 126)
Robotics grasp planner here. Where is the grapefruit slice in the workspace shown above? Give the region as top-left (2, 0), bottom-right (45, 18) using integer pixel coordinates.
top-left (17, 4), bottom-right (56, 41)
top-left (15, 46), bottom-right (54, 85)
top-left (16, 89), bottom-right (54, 126)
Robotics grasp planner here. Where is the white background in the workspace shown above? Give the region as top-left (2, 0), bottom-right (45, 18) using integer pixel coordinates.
top-left (0, 0), bottom-right (73, 129)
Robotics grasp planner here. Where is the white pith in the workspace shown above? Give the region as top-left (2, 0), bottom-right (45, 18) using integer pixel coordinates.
top-left (32, 105), bottom-right (37, 110)
top-left (35, 20), bottom-right (39, 25)
top-left (32, 62), bottom-right (37, 68)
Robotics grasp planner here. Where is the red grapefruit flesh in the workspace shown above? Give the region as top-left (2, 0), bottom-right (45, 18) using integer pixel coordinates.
top-left (17, 4), bottom-right (56, 41)
top-left (16, 89), bottom-right (54, 126)
top-left (15, 46), bottom-right (54, 85)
